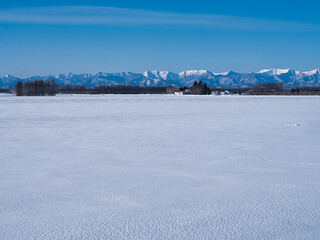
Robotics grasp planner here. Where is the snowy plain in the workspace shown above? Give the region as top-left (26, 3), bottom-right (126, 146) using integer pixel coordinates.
top-left (0, 94), bottom-right (320, 239)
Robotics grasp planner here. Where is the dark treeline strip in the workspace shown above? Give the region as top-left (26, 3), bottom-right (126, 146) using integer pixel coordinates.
top-left (15, 80), bottom-right (167, 96)
top-left (248, 82), bottom-right (283, 95)
top-left (15, 80), bottom-right (58, 96)
top-left (289, 87), bottom-right (320, 95)
top-left (60, 84), bottom-right (87, 94)
top-left (0, 89), bottom-right (10, 93)
top-left (247, 82), bottom-right (320, 95)
top-left (91, 85), bottom-right (167, 94)
top-left (59, 85), bottom-right (167, 94)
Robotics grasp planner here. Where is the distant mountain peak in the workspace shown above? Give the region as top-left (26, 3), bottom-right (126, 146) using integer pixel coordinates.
top-left (143, 70), bottom-right (178, 80)
top-left (65, 72), bottom-right (75, 77)
top-left (179, 70), bottom-right (212, 77)
top-left (214, 71), bottom-right (231, 76)
top-left (257, 69), bottom-right (291, 75)
top-left (302, 69), bottom-right (320, 75)
top-left (4, 74), bottom-right (17, 79)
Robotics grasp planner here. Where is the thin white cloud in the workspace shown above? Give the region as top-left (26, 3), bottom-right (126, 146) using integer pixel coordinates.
top-left (0, 6), bottom-right (319, 32)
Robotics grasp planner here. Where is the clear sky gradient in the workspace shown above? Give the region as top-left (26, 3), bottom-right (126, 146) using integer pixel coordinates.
top-left (1, 0), bottom-right (320, 77)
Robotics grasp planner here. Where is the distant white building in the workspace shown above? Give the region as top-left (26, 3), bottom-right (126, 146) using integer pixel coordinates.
top-left (174, 89), bottom-right (192, 95)
top-left (220, 90), bottom-right (232, 95)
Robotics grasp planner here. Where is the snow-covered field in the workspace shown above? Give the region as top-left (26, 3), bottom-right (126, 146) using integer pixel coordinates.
top-left (1, 94), bottom-right (320, 239)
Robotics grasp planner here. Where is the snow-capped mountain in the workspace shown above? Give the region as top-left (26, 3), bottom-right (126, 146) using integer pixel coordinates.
top-left (258, 69), bottom-right (291, 75)
top-left (1, 68), bottom-right (320, 89)
top-left (143, 70), bottom-right (179, 81)
top-left (302, 69), bottom-right (320, 76)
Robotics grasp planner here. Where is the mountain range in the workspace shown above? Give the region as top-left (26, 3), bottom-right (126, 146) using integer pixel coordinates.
top-left (1, 69), bottom-right (320, 89)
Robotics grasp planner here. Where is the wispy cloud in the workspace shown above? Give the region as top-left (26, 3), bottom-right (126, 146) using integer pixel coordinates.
top-left (0, 6), bottom-right (319, 32)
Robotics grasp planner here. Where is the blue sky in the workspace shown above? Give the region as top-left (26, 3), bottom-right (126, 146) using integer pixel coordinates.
top-left (1, 0), bottom-right (320, 77)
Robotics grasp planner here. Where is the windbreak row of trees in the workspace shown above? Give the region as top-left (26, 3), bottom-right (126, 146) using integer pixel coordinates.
top-left (15, 80), bottom-right (58, 96)
top-left (247, 83), bottom-right (320, 95)
top-left (289, 87), bottom-right (320, 95)
top-left (0, 89), bottom-right (10, 93)
top-left (92, 85), bottom-right (167, 94)
top-left (59, 84), bottom-right (87, 94)
top-left (14, 80), bottom-right (167, 96)
top-left (247, 83), bottom-right (283, 95)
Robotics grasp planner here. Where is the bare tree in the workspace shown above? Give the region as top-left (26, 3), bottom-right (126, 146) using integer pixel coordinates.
top-left (15, 81), bottom-right (23, 96)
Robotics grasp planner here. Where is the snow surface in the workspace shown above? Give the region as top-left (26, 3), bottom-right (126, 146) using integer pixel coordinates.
top-left (1, 94), bottom-right (320, 239)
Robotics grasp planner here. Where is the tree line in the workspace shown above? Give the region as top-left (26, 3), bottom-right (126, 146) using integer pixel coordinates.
top-left (247, 82), bottom-right (320, 95)
top-left (14, 80), bottom-right (167, 96)
top-left (15, 80), bottom-right (58, 96)
top-left (91, 85), bottom-right (167, 94)
top-left (247, 82), bottom-right (283, 95)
